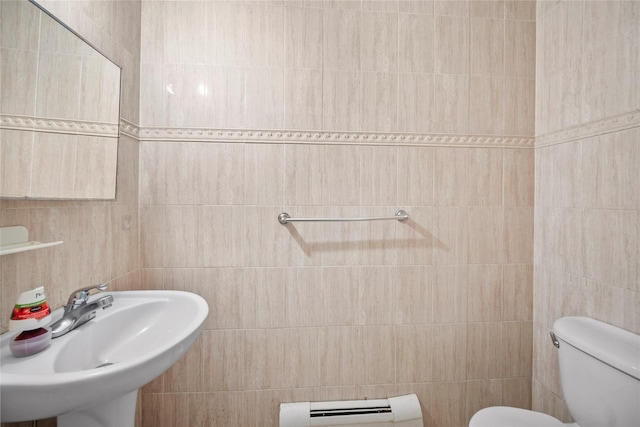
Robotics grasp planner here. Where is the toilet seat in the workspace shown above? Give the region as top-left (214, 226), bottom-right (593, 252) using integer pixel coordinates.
top-left (469, 406), bottom-right (567, 427)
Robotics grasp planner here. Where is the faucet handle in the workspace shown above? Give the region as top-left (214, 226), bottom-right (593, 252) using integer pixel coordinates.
top-left (68, 283), bottom-right (108, 307)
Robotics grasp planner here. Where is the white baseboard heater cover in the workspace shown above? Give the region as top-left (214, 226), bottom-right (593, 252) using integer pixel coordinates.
top-left (280, 394), bottom-right (423, 427)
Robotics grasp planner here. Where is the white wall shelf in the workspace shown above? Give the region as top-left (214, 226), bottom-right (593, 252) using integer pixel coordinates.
top-left (0, 226), bottom-right (63, 256)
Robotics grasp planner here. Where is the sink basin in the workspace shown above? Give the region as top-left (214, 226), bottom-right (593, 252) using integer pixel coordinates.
top-left (0, 290), bottom-right (208, 425)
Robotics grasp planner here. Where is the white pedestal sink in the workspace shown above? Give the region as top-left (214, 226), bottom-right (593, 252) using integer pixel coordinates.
top-left (0, 290), bottom-right (208, 426)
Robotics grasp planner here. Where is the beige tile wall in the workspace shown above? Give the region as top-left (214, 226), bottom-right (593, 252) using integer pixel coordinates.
top-left (139, 0), bottom-right (535, 136)
top-left (138, 1), bottom-right (535, 426)
top-left (533, 0), bottom-right (640, 422)
top-left (0, 0), bottom-right (141, 423)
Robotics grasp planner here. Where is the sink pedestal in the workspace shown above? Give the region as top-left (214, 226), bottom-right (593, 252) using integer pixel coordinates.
top-left (57, 390), bottom-right (138, 427)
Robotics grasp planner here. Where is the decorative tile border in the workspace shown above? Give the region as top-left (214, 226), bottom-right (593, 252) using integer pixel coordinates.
top-left (137, 126), bottom-right (535, 148)
top-left (9, 110), bottom-right (638, 149)
top-left (536, 109), bottom-right (640, 148)
top-left (119, 119), bottom-right (139, 138)
top-left (0, 114), bottom-right (119, 138)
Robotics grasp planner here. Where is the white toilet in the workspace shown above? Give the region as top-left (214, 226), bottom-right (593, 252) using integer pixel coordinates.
top-left (469, 316), bottom-right (640, 427)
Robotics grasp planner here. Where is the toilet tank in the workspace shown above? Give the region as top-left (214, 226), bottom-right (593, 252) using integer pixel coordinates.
top-left (553, 317), bottom-right (640, 427)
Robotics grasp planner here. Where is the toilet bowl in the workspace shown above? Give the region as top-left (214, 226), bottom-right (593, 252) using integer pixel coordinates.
top-left (469, 317), bottom-right (640, 427)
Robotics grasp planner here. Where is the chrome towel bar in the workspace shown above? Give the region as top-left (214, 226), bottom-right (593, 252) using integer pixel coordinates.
top-left (278, 210), bottom-right (409, 225)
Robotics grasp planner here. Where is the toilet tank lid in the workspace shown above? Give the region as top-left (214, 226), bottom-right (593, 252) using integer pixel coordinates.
top-left (553, 317), bottom-right (640, 381)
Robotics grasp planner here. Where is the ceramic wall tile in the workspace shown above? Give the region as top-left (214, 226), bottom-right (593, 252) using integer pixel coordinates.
top-left (245, 67), bottom-right (284, 129)
top-left (469, 76), bottom-right (504, 135)
top-left (162, 64), bottom-right (207, 127)
top-left (395, 265), bottom-right (433, 324)
top-left (432, 207), bottom-right (469, 265)
top-left (433, 265), bottom-right (467, 323)
top-left (399, 0), bottom-right (434, 15)
top-left (433, 74), bottom-right (470, 134)
top-left (468, 148), bottom-right (503, 206)
top-left (358, 266), bottom-right (396, 325)
top-left (398, 73), bottom-right (435, 133)
top-left (471, 18), bottom-right (504, 76)
top-left (323, 8), bottom-right (360, 70)
top-left (285, 6), bottom-right (322, 69)
top-left (246, 268), bottom-right (287, 328)
top-left (396, 146), bottom-right (434, 206)
top-left (79, 55), bottom-right (120, 123)
top-left (432, 323), bottom-right (467, 381)
top-left (139, 63), bottom-right (163, 126)
top-left (434, 15), bottom-right (469, 74)
top-left (614, 31), bottom-right (640, 117)
top-left (140, 1), bottom-right (163, 64)
top-left (162, 205), bottom-right (202, 268)
top-left (164, 2), bottom-right (207, 65)
top-left (200, 206), bottom-right (245, 267)
top-left (244, 328), bottom-right (286, 389)
top-left (206, 1), bottom-right (246, 67)
top-left (359, 146), bottom-right (397, 206)
top-left (245, 2), bottom-right (284, 67)
top-left (361, 11), bottom-right (398, 72)
top-left (468, 206), bottom-right (504, 264)
top-left (470, 0), bottom-right (504, 19)
top-left (580, 131), bottom-right (639, 210)
top-left (205, 66), bottom-right (246, 129)
top-left (396, 324), bottom-right (434, 382)
top-left (244, 143), bottom-right (285, 205)
top-left (467, 322), bottom-right (503, 379)
top-left (283, 145), bottom-right (323, 206)
top-left (505, 0), bottom-right (535, 20)
top-left (284, 68), bottom-right (323, 129)
top-left (362, 0), bottom-right (398, 13)
top-left (30, 132), bottom-right (76, 199)
top-left (318, 207), bottom-right (365, 266)
top-left (505, 20), bottom-right (535, 78)
top-left (202, 329), bottom-right (245, 391)
top-left (0, 48), bottom-right (37, 115)
top-left (435, 0), bottom-right (469, 17)
top-left (359, 206), bottom-right (399, 265)
top-left (468, 264), bottom-right (503, 322)
top-left (139, 205), bottom-right (164, 268)
top-left (582, 208), bottom-right (637, 290)
top-left (360, 71), bottom-right (398, 132)
top-left (395, 207), bottom-right (434, 266)
top-left (433, 147), bottom-right (469, 206)
top-left (502, 321), bottom-right (532, 378)
top-left (581, 43), bottom-right (616, 124)
top-left (503, 148), bottom-right (534, 207)
top-left (284, 267), bottom-right (325, 327)
top-left (321, 146), bottom-right (360, 206)
top-left (282, 328), bottom-right (321, 388)
top-left (318, 326), bottom-right (360, 386)
top-left (323, 267), bottom-right (360, 326)
top-left (503, 264), bottom-right (533, 321)
top-left (0, 129), bottom-right (33, 198)
top-left (503, 207), bottom-right (533, 264)
top-left (0, 1), bottom-right (40, 50)
top-left (399, 14), bottom-right (434, 73)
top-left (322, 70), bottom-right (361, 130)
top-left (359, 326), bottom-right (395, 385)
top-left (504, 78), bottom-right (535, 136)
top-left (36, 52), bottom-right (82, 120)
top-left (73, 136), bottom-right (118, 199)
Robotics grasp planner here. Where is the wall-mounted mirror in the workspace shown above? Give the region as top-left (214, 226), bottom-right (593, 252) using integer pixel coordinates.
top-left (0, 0), bottom-right (121, 199)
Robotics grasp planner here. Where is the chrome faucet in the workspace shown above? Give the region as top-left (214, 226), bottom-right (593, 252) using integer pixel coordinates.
top-left (50, 284), bottom-right (114, 339)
